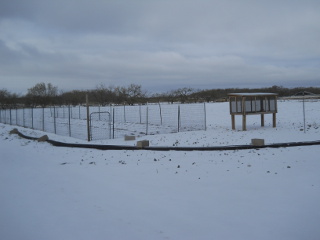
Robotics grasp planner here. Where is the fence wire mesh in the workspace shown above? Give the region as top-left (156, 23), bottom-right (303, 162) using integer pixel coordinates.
top-left (89, 111), bottom-right (111, 141)
top-left (0, 103), bottom-right (206, 141)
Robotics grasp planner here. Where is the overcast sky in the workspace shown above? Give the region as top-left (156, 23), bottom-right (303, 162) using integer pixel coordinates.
top-left (1, 0), bottom-right (320, 94)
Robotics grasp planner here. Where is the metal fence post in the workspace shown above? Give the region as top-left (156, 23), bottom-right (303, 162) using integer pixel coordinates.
top-left (42, 108), bottom-right (44, 131)
top-left (204, 102), bottom-right (207, 131)
top-left (68, 105), bottom-right (71, 137)
top-left (302, 92), bottom-right (306, 133)
top-left (15, 108), bottom-right (17, 126)
top-left (158, 102), bottom-right (162, 125)
top-left (54, 106), bottom-right (57, 134)
top-left (23, 108), bottom-right (25, 127)
top-left (146, 103), bottom-right (149, 135)
top-left (86, 94), bottom-right (90, 141)
top-left (112, 107), bottom-right (115, 139)
top-left (9, 108), bottom-right (12, 125)
top-left (31, 107), bottom-right (34, 129)
top-left (98, 105), bottom-right (101, 121)
top-left (89, 112), bottom-right (92, 141)
top-left (108, 112), bottom-right (111, 139)
top-left (177, 105), bottom-right (180, 132)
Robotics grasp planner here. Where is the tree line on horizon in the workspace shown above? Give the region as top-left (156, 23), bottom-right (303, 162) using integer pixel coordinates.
top-left (1, 82), bottom-right (320, 108)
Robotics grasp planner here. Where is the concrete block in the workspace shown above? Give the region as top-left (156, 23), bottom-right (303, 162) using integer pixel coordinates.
top-left (137, 140), bottom-right (149, 148)
top-left (251, 138), bottom-right (265, 146)
top-left (9, 128), bottom-right (19, 134)
top-left (38, 135), bottom-right (49, 142)
top-left (125, 135), bottom-right (136, 141)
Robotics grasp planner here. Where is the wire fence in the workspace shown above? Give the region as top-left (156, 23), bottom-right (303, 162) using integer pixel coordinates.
top-left (0, 103), bottom-right (206, 141)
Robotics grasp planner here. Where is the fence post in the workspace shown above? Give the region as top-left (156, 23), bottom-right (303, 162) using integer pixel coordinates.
top-left (146, 103), bottom-right (149, 135)
top-left (68, 105), bottom-right (71, 137)
top-left (9, 108), bottom-right (12, 125)
top-left (15, 108), bottom-right (18, 126)
top-left (98, 105), bottom-right (101, 121)
top-left (158, 102), bottom-right (162, 125)
top-left (54, 106), bottom-right (57, 134)
top-left (112, 107), bottom-right (115, 139)
top-left (302, 92), bottom-right (306, 133)
top-left (23, 108), bottom-right (25, 127)
top-left (86, 94), bottom-right (90, 141)
top-left (89, 113), bottom-right (92, 141)
top-left (178, 105), bottom-right (180, 132)
top-left (31, 107), bottom-right (34, 129)
top-left (42, 107), bottom-right (45, 131)
top-left (139, 105), bottom-right (142, 124)
top-left (124, 105), bottom-right (126, 122)
top-left (204, 102), bottom-right (207, 131)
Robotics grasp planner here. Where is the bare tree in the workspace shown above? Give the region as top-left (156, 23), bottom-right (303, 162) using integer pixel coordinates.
top-left (0, 89), bottom-right (10, 108)
top-left (126, 84), bottom-right (146, 105)
top-left (171, 87), bottom-right (195, 103)
top-left (114, 86), bottom-right (128, 104)
top-left (91, 83), bottom-right (117, 105)
top-left (26, 82), bottom-right (58, 107)
top-left (0, 89), bottom-right (19, 108)
top-left (60, 90), bottom-right (87, 106)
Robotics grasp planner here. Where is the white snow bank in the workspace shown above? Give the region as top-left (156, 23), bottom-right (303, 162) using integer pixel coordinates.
top-left (0, 100), bottom-right (320, 240)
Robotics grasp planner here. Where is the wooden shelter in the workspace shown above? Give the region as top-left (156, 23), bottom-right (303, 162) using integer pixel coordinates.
top-left (228, 93), bottom-right (278, 131)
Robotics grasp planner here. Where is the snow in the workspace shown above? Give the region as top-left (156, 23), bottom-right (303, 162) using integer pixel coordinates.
top-left (1, 100), bottom-right (320, 240)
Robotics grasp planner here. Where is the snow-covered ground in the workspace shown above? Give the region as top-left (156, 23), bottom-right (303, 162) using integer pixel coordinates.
top-left (1, 100), bottom-right (320, 240)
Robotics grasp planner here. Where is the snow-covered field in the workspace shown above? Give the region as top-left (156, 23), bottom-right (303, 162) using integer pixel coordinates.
top-left (1, 100), bottom-right (320, 240)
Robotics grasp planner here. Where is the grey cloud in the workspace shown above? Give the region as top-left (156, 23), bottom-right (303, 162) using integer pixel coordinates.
top-left (0, 0), bottom-right (320, 93)
top-left (0, 0), bottom-right (145, 34)
top-left (0, 39), bottom-right (21, 64)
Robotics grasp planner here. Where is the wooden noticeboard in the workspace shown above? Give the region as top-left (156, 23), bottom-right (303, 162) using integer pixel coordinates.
top-left (228, 93), bottom-right (278, 131)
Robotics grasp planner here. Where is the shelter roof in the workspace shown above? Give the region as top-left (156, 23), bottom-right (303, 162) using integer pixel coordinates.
top-left (228, 93), bottom-right (278, 97)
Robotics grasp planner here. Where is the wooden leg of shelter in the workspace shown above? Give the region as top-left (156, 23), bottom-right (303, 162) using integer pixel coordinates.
top-left (261, 114), bottom-right (264, 127)
top-left (231, 115), bottom-right (235, 130)
top-left (242, 114), bottom-right (247, 131)
top-left (273, 113), bottom-right (276, 127)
